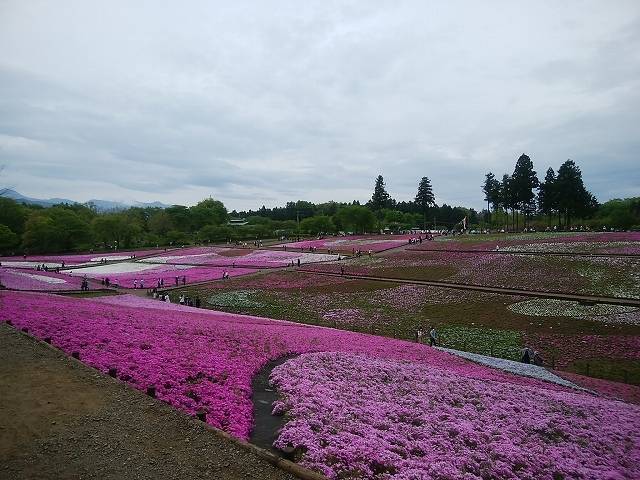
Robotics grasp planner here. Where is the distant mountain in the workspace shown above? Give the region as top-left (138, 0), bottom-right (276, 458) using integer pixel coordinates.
top-left (1, 189), bottom-right (169, 212)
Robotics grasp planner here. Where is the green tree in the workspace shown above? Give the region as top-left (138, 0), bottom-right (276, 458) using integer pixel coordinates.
top-left (189, 198), bottom-right (228, 230)
top-left (538, 167), bottom-right (558, 226)
top-left (300, 215), bottom-right (335, 235)
top-left (370, 175), bottom-right (391, 211)
top-left (511, 154), bottom-right (539, 229)
top-left (22, 213), bottom-right (57, 252)
top-left (415, 177), bottom-right (437, 229)
top-left (482, 172), bottom-right (501, 225)
top-left (0, 198), bottom-right (28, 234)
top-left (148, 211), bottom-right (174, 237)
top-left (555, 159), bottom-right (597, 226)
top-left (334, 205), bottom-right (375, 234)
top-left (0, 224), bottom-right (20, 253)
top-left (92, 214), bottom-right (139, 248)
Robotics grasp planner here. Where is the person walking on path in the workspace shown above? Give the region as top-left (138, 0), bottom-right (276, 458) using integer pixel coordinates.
top-left (429, 327), bottom-right (438, 347)
top-left (416, 328), bottom-right (423, 343)
top-left (521, 347), bottom-right (532, 364)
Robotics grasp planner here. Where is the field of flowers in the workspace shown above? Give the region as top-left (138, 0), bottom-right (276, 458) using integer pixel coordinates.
top-left (271, 352), bottom-right (639, 479)
top-left (174, 270), bottom-right (640, 388)
top-left (2, 290), bottom-right (638, 479)
top-left (412, 231), bottom-right (640, 255)
top-left (139, 246), bottom-right (339, 267)
top-left (275, 234), bottom-right (416, 253)
top-left (0, 267), bottom-right (85, 291)
top-left (0, 248), bottom-right (169, 268)
top-left (302, 249), bottom-right (640, 298)
top-left (71, 262), bottom-right (257, 288)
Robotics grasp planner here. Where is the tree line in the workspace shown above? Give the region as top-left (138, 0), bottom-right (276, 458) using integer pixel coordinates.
top-left (482, 156), bottom-right (600, 230)
top-left (1, 161), bottom-right (638, 255)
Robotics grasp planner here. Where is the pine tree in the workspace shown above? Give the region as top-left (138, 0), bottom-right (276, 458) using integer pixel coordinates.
top-left (538, 167), bottom-right (557, 226)
top-left (555, 160), bottom-right (597, 226)
top-left (482, 172), bottom-right (501, 226)
top-left (415, 177), bottom-right (436, 229)
top-left (370, 175), bottom-right (391, 211)
top-left (511, 154), bottom-right (539, 229)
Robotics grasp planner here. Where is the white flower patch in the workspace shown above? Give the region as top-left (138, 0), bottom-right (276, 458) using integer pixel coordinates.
top-left (75, 262), bottom-right (162, 274)
top-left (0, 261), bottom-right (62, 268)
top-left (139, 253), bottom-right (213, 264)
top-left (508, 298), bottom-right (637, 318)
top-left (13, 271), bottom-right (67, 284)
top-left (89, 255), bottom-right (134, 262)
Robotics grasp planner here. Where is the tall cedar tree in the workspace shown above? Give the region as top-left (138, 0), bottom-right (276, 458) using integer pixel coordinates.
top-left (538, 167), bottom-right (557, 225)
top-left (482, 172), bottom-right (501, 224)
top-left (370, 175), bottom-right (391, 211)
top-left (511, 154), bottom-right (539, 229)
top-left (415, 177), bottom-right (436, 229)
top-left (500, 174), bottom-right (515, 230)
top-left (555, 160), bottom-right (597, 226)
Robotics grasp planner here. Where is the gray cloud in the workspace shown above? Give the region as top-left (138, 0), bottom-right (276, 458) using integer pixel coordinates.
top-left (0, 0), bottom-right (639, 211)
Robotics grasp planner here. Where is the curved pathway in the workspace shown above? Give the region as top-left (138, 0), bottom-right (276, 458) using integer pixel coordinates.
top-left (437, 347), bottom-right (586, 390)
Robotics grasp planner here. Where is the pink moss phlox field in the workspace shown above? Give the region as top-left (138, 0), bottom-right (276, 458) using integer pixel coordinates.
top-left (554, 371), bottom-right (640, 405)
top-left (199, 271), bottom-right (353, 291)
top-left (2, 291), bottom-right (575, 441)
top-left (410, 232), bottom-right (640, 254)
top-left (271, 352), bottom-right (640, 480)
top-left (0, 248), bottom-right (169, 266)
top-left (143, 247), bottom-right (338, 267)
top-left (75, 265), bottom-right (256, 288)
top-left (0, 267), bottom-right (84, 291)
top-left (278, 235), bottom-right (416, 253)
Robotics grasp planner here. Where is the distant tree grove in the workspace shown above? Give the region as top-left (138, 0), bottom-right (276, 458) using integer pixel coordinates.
top-left (0, 158), bottom-right (637, 255)
top-left (482, 155), bottom-right (607, 230)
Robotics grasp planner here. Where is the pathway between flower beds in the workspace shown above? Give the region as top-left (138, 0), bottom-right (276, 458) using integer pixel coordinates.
top-left (297, 269), bottom-right (640, 306)
top-left (437, 347), bottom-right (584, 390)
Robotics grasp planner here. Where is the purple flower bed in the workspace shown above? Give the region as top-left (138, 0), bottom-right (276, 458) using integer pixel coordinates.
top-left (0, 267), bottom-right (84, 291)
top-left (0, 248), bottom-right (170, 266)
top-left (271, 352), bottom-right (640, 480)
top-left (277, 235), bottom-right (416, 253)
top-left (142, 247), bottom-right (339, 268)
top-left (1, 290), bottom-right (574, 443)
top-left (411, 232), bottom-right (640, 253)
top-left (74, 263), bottom-right (256, 288)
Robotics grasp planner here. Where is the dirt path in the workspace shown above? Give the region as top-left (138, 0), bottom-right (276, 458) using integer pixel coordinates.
top-left (0, 325), bottom-right (314, 480)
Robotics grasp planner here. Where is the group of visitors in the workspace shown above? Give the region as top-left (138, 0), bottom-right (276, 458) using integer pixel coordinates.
top-left (416, 327), bottom-right (438, 347)
top-left (100, 277), bottom-right (119, 288)
top-left (520, 347), bottom-right (544, 366)
top-left (132, 279), bottom-right (145, 289)
top-left (174, 276), bottom-right (187, 286)
top-left (252, 240), bottom-right (264, 247)
top-left (178, 294), bottom-right (201, 307)
top-left (80, 276), bottom-right (90, 291)
top-left (221, 271), bottom-right (230, 279)
top-left (152, 291), bottom-right (171, 303)
top-left (288, 258), bottom-right (302, 268)
top-left (36, 263), bottom-right (61, 273)
top-left (350, 249), bottom-right (371, 257)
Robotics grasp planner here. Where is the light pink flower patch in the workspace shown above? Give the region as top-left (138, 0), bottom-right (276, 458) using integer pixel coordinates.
top-left (0, 267), bottom-right (84, 291)
top-left (271, 352), bottom-right (640, 480)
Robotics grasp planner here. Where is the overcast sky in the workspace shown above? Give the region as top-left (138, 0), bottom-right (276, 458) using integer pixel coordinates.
top-left (1, 1), bottom-right (639, 211)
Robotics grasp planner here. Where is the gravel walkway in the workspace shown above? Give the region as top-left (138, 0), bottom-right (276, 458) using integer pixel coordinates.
top-left (437, 347), bottom-right (585, 390)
